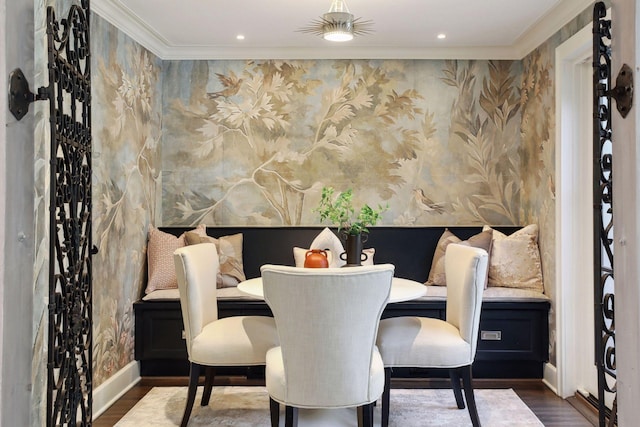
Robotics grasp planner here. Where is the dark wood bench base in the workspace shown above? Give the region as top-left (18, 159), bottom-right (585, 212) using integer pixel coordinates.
top-left (134, 298), bottom-right (549, 378)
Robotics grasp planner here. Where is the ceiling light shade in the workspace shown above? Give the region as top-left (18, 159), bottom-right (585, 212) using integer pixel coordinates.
top-left (323, 0), bottom-right (353, 41)
top-left (298, 0), bottom-right (373, 42)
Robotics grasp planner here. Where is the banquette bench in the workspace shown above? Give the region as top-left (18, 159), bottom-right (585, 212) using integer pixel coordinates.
top-left (134, 226), bottom-right (550, 379)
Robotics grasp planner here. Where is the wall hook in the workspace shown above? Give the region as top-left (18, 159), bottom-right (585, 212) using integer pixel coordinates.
top-left (607, 64), bottom-right (633, 118)
top-left (8, 68), bottom-right (48, 121)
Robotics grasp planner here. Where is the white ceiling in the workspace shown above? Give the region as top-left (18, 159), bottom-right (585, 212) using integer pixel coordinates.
top-left (92, 0), bottom-right (594, 60)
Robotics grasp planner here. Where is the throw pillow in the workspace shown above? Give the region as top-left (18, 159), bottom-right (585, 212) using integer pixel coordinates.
top-left (361, 248), bottom-right (375, 266)
top-left (185, 232), bottom-right (246, 288)
top-left (331, 247), bottom-right (376, 266)
top-left (426, 228), bottom-right (493, 287)
top-left (309, 228), bottom-right (345, 268)
top-left (146, 224), bottom-right (206, 294)
top-left (483, 224), bottom-right (544, 293)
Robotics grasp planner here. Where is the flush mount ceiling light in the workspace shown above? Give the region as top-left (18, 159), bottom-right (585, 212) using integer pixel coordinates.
top-left (298, 0), bottom-right (373, 42)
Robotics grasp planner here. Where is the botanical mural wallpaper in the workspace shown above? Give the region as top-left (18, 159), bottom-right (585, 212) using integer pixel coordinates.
top-left (162, 59), bottom-right (523, 227)
top-left (520, 6), bottom-right (597, 366)
top-left (521, 42), bottom-right (557, 365)
top-left (91, 16), bottom-right (162, 387)
top-left (27, 5), bottom-right (600, 414)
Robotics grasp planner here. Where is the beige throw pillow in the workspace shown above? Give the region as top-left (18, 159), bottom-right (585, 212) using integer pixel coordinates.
top-left (185, 232), bottom-right (246, 288)
top-left (335, 247), bottom-right (376, 266)
top-left (483, 224), bottom-right (544, 293)
top-left (309, 228), bottom-right (345, 268)
top-left (146, 224), bottom-right (206, 294)
top-left (426, 228), bottom-right (493, 287)
top-left (361, 248), bottom-right (375, 266)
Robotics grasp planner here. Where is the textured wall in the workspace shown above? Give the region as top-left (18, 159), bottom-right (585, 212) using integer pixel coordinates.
top-left (91, 15), bottom-right (162, 387)
top-left (4, 0), bottom-right (36, 426)
top-left (162, 59), bottom-right (523, 227)
top-left (520, 6), bottom-right (597, 367)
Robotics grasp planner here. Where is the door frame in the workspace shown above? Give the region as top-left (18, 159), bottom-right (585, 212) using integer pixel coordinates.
top-left (554, 23), bottom-right (594, 398)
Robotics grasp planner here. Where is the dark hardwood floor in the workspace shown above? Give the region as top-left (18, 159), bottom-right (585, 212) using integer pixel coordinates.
top-left (93, 377), bottom-right (596, 426)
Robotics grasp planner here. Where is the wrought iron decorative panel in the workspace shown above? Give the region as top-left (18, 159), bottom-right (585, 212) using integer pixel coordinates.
top-left (44, 1), bottom-right (93, 425)
top-left (592, 2), bottom-right (617, 426)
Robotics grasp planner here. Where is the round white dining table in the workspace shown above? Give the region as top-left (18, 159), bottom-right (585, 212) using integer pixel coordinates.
top-left (237, 276), bottom-right (426, 303)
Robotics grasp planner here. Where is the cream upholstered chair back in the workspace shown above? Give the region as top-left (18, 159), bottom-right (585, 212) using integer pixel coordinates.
top-left (174, 243), bottom-right (220, 358)
top-left (174, 244), bottom-right (279, 427)
top-left (444, 243), bottom-right (489, 359)
top-left (261, 264), bottom-right (394, 408)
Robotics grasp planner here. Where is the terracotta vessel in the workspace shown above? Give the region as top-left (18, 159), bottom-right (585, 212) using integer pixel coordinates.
top-left (304, 249), bottom-right (329, 268)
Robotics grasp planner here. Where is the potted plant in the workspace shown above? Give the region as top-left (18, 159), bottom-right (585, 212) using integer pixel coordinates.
top-left (314, 186), bottom-right (388, 266)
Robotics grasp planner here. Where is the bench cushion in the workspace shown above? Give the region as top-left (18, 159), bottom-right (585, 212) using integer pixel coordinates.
top-left (142, 284), bottom-right (548, 303)
top-left (421, 284), bottom-right (549, 302)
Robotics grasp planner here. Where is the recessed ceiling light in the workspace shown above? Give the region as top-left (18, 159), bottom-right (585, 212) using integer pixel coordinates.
top-left (236, 34), bottom-right (245, 41)
top-left (437, 33), bottom-right (446, 40)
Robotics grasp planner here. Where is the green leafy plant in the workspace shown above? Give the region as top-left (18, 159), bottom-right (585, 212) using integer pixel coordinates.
top-left (315, 186), bottom-right (388, 235)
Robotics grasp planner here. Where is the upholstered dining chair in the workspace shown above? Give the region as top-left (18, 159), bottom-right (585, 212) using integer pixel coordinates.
top-left (376, 244), bottom-right (489, 427)
top-left (173, 243), bottom-right (279, 427)
top-left (261, 264), bottom-right (395, 427)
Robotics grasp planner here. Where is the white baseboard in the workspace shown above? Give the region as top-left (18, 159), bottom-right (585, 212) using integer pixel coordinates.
top-left (93, 361), bottom-right (141, 420)
top-left (542, 362), bottom-right (558, 395)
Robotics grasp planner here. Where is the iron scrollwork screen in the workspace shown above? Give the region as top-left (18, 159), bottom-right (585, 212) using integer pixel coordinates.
top-left (44, 0), bottom-right (94, 425)
top-left (592, 2), bottom-right (617, 426)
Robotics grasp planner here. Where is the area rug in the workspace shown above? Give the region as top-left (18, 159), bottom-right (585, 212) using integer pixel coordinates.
top-left (115, 386), bottom-right (543, 427)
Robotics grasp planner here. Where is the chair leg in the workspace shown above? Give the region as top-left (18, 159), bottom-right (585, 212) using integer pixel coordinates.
top-left (269, 397), bottom-right (280, 427)
top-left (201, 367), bottom-right (215, 406)
top-left (181, 363), bottom-right (201, 427)
top-left (284, 405), bottom-right (298, 427)
top-left (381, 367), bottom-right (391, 427)
top-left (449, 368), bottom-right (465, 409)
top-left (357, 403), bottom-right (374, 427)
top-left (460, 365), bottom-right (481, 427)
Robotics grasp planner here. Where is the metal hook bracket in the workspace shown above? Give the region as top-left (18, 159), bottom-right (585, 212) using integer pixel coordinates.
top-left (8, 68), bottom-right (48, 121)
top-left (607, 64), bottom-right (633, 118)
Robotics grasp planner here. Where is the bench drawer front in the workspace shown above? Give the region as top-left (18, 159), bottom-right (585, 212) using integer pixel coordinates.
top-left (135, 303), bottom-right (186, 360)
top-left (476, 309), bottom-right (548, 362)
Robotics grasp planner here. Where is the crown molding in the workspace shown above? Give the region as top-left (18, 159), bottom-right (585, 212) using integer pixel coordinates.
top-left (91, 0), bottom-right (167, 58)
top-left (513, 0), bottom-right (595, 58)
top-left (92, 0), bottom-right (595, 61)
top-left (157, 45), bottom-right (520, 61)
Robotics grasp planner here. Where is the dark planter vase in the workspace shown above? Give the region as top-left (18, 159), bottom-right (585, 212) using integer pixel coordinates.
top-left (340, 232), bottom-right (369, 267)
